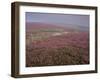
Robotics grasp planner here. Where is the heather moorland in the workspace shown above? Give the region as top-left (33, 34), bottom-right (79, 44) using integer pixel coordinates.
top-left (26, 22), bottom-right (89, 67)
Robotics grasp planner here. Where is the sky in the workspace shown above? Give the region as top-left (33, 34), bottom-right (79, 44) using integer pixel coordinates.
top-left (26, 12), bottom-right (89, 27)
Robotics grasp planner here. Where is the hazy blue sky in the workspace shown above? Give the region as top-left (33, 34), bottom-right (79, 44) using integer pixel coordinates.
top-left (26, 12), bottom-right (89, 27)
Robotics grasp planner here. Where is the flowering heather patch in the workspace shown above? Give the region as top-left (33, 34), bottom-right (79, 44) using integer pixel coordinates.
top-left (26, 31), bottom-right (89, 67)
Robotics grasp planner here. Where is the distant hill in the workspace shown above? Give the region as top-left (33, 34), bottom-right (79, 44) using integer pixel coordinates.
top-left (26, 22), bottom-right (89, 32)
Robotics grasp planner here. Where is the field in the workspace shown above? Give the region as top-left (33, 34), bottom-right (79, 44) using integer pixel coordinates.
top-left (26, 22), bottom-right (89, 67)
